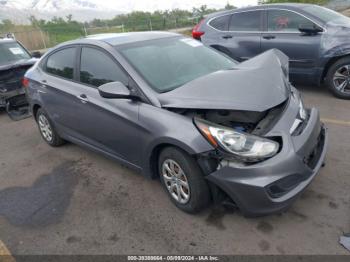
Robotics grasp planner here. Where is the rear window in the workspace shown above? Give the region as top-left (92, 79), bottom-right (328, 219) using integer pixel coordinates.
top-left (229, 10), bottom-right (262, 31)
top-left (209, 15), bottom-right (230, 31)
top-left (46, 48), bottom-right (75, 80)
top-left (0, 41), bottom-right (31, 66)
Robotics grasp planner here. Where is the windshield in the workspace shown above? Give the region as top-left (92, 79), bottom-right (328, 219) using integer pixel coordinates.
top-left (302, 5), bottom-right (350, 24)
top-left (0, 41), bottom-right (31, 66)
top-left (117, 37), bottom-right (236, 93)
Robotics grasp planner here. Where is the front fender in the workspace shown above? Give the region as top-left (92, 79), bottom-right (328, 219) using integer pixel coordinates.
top-left (138, 103), bottom-right (214, 178)
top-left (322, 45), bottom-right (350, 59)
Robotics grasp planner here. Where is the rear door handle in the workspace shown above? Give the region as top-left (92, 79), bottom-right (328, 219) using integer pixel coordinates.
top-left (263, 35), bottom-right (276, 40)
top-left (222, 35), bottom-right (233, 39)
top-left (77, 94), bottom-right (89, 104)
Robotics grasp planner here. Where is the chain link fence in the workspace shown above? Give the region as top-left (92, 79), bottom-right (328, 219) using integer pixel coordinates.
top-left (1, 17), bottom-right (197, 51)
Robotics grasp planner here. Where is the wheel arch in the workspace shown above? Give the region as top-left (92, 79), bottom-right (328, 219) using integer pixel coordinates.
top-left (210, 44), bottom-right (239, 60)
top-left (321, 53), bottom-right (350, 83)
top-left (32, 103), bottom-right (42, 120)
top-left (147, 140), bottom-right (200, 179)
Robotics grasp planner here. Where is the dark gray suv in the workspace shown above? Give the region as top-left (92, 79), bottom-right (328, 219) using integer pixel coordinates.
top-left (25, 32), bottom-right (327, 216)
top-left (193, 4), bottom-right (350, 99)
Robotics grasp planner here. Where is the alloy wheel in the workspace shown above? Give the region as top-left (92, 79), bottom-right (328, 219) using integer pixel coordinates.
top-left (333, 65), bottom-right (350, 94)
top-left (38, 114), bottom-right (53, 142)
top-left (162, 159), bottom-right (190, 204)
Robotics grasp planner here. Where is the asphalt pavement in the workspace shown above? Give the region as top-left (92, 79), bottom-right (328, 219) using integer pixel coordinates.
top-left (0, 85), bottom-right (349, 255)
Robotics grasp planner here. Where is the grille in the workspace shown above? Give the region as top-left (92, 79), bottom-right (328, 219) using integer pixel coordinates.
top-left (303, 127), bottom-right (326, 170)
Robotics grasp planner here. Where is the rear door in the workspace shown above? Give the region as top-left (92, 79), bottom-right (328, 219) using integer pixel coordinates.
top-left (39, 46), bottom-right (82, 134)
top-left (261, 8), bottom-right (322, 82)
top-left (207, 10), bottom-right (263, 61)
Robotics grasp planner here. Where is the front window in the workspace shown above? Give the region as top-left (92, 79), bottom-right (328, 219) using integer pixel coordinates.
top-left (0, 41), bottom-right (31, 66)
top-left (302, 5), bottom-right (350, 25)
top-left (117, 37), bottom-right (236, 93)
top-left (80, 47), bottom-right (128, 87)
top-left (268, 10), bottom-right (315, 32)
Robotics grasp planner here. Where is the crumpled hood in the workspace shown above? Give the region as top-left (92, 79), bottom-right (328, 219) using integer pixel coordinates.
top-left (158, 49), bottom-right (290, 112)
top-left (0, 58), bottom-right (38, 71)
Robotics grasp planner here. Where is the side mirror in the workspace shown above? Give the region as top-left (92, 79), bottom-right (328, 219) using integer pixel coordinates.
top-left (298, 23), bottom-right (323, 35)
top-left (31, 51), bottom-right (41, 58)
top-left (98, 82), bottom-right (134, 99)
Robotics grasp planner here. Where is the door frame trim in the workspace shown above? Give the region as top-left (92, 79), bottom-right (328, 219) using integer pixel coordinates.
top-left (206, 7), bottom-right (326, 34)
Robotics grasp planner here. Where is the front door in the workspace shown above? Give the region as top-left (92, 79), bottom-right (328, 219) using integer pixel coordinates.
top-left (70, 46), bottom-right (142, 166)
top-left (261, 9), bottom-right (322, 83)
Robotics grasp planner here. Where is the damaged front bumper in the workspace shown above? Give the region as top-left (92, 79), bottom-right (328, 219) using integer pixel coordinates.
top-left (205, 105), bottom-right (328, 216)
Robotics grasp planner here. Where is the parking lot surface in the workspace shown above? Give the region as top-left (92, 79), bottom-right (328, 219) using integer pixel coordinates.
top-left (0, 85), bottom-right (349, 255)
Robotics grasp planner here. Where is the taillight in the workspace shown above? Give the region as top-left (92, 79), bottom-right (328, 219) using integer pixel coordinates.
top-left (22, 77), bottom-right (29, 88)
top-left (192, 19), bottom-right (205, 40)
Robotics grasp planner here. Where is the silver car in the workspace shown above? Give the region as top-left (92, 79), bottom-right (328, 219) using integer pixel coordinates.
top-left (24, 32), bottom-right (328, 216)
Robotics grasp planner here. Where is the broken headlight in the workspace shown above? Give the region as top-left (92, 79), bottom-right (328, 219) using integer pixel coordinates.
top-left (195, 118), bottom-right (279, 162)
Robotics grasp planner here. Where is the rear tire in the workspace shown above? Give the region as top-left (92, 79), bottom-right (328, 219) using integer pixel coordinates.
top-left (325, 57), bottom-right (350, 99)
top-left (158, 147), bottom-right (210, 213)
top-left (36, 108), bottom-right (65, 147)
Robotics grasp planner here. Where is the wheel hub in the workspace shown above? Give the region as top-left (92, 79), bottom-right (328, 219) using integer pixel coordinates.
top-left (38, 114), bottom-right (53, 142)
top-left (333, 65), bottom-right (350, 94)
top-left (162, 159), bottom-right (190, 204)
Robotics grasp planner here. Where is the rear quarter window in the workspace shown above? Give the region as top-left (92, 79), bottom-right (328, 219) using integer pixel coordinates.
top-left (209, 15), bottom-right (230, 31)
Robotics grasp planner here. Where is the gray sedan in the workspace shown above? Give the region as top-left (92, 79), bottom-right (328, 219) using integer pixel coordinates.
top-left (24, 32), bottom-right (328, 216)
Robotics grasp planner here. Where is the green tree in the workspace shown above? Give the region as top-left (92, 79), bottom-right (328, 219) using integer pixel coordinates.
top-left (225, 2), bottom-right (236, 10)
top-left (66, 14), bottom-right (73, 22)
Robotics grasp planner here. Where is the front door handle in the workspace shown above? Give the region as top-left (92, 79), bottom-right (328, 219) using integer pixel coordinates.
top-left (77, 94), bottom-right (89, 104)
top-left (263, 35), bottom-right (276, 40)
top-left (222, 35), bottom-right (233, 39)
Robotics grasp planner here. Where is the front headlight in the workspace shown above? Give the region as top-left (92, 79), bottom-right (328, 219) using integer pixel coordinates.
top-left (195, 118), bottom-right (279, 162)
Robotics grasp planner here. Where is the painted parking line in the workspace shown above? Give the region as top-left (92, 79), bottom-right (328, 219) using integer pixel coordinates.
top-left (0, 240), bottom-right (15, 262)
top-left (321, 118), bottom-right (350, 127)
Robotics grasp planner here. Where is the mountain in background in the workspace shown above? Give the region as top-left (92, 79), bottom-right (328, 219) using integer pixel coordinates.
top-left (0, 0), bottom-right (121, 23)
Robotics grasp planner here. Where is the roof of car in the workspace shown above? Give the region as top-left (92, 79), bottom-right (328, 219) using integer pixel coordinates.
top-left (0, 38), bottom-right (16, 43)
top-left (85, 31), bottom-right (180, 46)
top-left (205, 3), bottom-right (314, 18)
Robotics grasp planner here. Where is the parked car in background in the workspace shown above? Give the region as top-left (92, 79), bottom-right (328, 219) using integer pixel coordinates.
top-left (25, 32), bottom-right (327, 216)
top-left (193, 4), bottom-right (350, 99)
top-left (0, 36), bottom-right (40, 120)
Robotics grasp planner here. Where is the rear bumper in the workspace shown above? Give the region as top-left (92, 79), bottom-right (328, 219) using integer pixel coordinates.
top-left (0, 88), bottom-right (25, 105)
top-left (206, 108), bottom-right (328, 216)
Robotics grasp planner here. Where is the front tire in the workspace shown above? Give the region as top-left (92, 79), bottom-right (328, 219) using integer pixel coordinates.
top-left (325, 57), bottom-right (350, 99)
top-left (158, 147), bottom-right (210, 213)
top-left (36, 108), bottom-right (65, 147)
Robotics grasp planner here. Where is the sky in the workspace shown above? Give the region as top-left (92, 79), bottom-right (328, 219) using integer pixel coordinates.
top-left (94, 0), bottom-right (259, 12)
